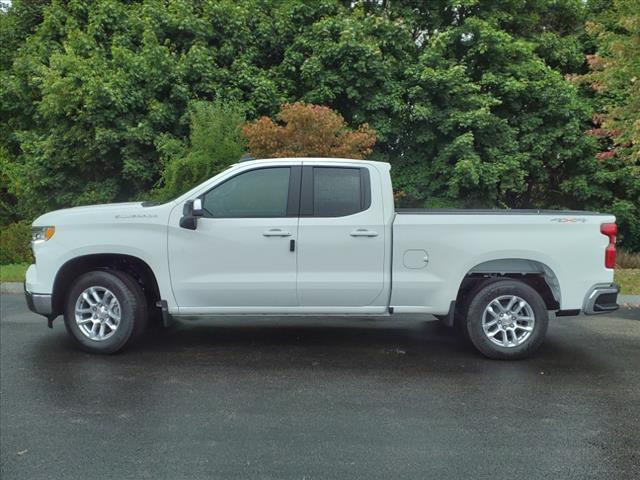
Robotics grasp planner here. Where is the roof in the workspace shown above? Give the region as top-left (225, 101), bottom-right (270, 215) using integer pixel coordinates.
top-left (235, 156), bottom-right (390, 168)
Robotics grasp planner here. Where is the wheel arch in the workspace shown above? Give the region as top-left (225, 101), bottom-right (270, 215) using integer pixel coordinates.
top-left (51, 253), bottom-right (161, 316)
top-left (456, 258), bottom-right (561, 312)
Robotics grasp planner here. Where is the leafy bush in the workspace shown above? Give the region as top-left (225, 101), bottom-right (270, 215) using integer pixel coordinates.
top-left (0, 146), bottom-right (16, 226)
top-left (154, 101), bottom-right (247, 201)
top-left (243, 103), bottom-right (376, 159)
top-left (0, 221), bottom-right (32, 265)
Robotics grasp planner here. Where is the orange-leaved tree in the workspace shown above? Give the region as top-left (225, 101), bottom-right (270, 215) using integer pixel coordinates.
top-left (242, 102), bottom-right (376, 159)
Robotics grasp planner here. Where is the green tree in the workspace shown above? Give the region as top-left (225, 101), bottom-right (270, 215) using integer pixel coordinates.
top-left (393, 18), bottom-right (596, 210)
top-left (1, 0), bottom-right (638, 250)
top-left (567, 0), bottom-right (640, 250)
top-left (155, 101), bottom-right (246, 200)
top-left (0, 0), bottom-right (299, 219)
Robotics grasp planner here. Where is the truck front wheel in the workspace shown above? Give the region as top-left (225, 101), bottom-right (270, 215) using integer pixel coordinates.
top-left (464, 279), bottom-right (549, 360)
top-left (63, 270), bottom-right (147, 354)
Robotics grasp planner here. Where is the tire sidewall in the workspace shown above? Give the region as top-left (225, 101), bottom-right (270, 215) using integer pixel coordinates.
top-left (106, 269), bottom-right (148, 339)
top-left (466, 280), bottom-right (549, 360)
top-left (64, 271), bottom-right (137, 354)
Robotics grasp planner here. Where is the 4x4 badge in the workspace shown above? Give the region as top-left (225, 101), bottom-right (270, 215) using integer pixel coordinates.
top-left (550, 217), bottom-right (586, 223)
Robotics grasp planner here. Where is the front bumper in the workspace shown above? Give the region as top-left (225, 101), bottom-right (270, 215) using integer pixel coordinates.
top-left (24, 282), bottom-right (53, 317)
top-left (583, 283), bottom-right (619, 315)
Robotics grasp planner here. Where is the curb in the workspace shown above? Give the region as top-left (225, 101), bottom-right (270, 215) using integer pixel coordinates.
top-left (619, 295), bottom-right (640, 309)
top-left (1, 282), bottom-right (23, 294)
top-left (2, 282), bottom-right (639, 308)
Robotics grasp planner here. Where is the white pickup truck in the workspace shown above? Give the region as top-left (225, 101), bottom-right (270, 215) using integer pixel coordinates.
top-left (25, 158), bottom-right (619, 359)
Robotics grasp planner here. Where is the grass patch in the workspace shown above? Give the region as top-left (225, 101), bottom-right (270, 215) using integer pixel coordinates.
top-left (617, 250), bottom-right (640, 269)
top-left (616, 269), bottom-right (640, 295)
top-left (0, 263), bottom-right (29, 283)
top-left (1, 263), bottom-right (638, 295)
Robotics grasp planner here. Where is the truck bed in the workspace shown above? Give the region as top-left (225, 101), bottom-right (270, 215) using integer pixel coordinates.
top-left (396, 209), bottom-right (602, 215)
top-left (390, 208), bottom-right (614, 313)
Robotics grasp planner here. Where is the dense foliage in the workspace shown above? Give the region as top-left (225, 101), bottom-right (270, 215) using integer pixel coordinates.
top-left (1, 0), bottom-right (638, 252)
top-left (0, 221), bottom-right (31, 264)
top-left (243, 102), bottom-right (376, 159)
top-left (570, 0), bottom-right (640, 250)
top-left (155, 100), bottom-right (246, 200)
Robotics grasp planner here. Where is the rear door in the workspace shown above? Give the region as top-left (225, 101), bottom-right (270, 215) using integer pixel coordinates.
top-left (296, 164), bottom-right (386, 306)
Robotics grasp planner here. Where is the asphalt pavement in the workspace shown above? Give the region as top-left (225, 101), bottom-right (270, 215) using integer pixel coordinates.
top-left (1, 292), bottom-right (639, 480)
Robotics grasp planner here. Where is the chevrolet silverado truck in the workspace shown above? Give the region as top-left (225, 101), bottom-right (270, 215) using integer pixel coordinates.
top-left (25, 158), bottom-right (620, 359)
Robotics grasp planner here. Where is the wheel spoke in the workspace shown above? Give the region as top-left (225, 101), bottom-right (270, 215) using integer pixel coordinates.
top-left (506, 296), bottom-right (518, 312)
top-left (90, 288), bottom-right (102, 304)
top-left (102, 290), bottom-right (111, 304)
top-left (487, 328), bottom-right (501, 337)
top-left (82, 292), bottom-right (96, 306)
top-left (491, 300), bottom-right (505, 313)
top-left (108, 301), bottom-right (119, 314)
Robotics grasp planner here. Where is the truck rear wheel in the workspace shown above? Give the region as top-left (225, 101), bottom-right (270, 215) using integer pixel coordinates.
top-left (463, 279), bottom-right (548, 360)
top-left (63, 270), bottom-right (147, 354)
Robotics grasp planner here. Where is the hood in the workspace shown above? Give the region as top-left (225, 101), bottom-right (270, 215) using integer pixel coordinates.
top-left (33, 202), bottom-right (164, 226)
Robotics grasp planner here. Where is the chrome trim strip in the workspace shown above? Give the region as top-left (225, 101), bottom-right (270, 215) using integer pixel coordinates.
top-left (25, 289), bottom-right (53, 316)
top-left (31, 294), bottom-right (53, 315)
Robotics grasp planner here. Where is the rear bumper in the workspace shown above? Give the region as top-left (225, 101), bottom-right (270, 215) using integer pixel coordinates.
top-left (583, 283), bottom-right (619, 315)
top-left (24, 282), bottom-right (53, 317)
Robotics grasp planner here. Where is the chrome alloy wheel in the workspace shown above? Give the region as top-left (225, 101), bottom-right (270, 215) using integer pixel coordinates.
top-left (481, 295), bottom-right (535, 348)
top-left (74, 286), bottom-right (121, 341)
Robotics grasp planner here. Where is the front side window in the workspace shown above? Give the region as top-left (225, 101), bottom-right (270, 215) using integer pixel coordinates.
top-left (202, 167), bottom-right (290, 218)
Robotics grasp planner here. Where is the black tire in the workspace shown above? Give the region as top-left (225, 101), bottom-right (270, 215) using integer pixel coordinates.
top-left (454, 277), bottom-right (507, 343)
top-left (63, 270), bottom-right (147, 354)
top-left (107, 269), bottom-right (149, 338)
top-left (463, 279), bottom-right (549, 360)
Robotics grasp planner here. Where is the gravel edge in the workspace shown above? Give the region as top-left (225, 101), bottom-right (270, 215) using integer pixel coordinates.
top-left (1, 282), bottom-right (23, 294)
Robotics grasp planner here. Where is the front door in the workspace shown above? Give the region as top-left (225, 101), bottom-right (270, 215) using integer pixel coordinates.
top-left (168, 165), bottom-right (301, 310)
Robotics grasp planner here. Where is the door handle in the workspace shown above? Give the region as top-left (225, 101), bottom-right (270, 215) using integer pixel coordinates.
top-left (263, 229), bottom-right (292, 237)
top-left (350, 229), bottom-right (378, 237)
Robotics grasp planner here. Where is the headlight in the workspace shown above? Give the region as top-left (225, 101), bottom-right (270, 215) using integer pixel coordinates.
top-left (31, 226), bottom-right (56, 243)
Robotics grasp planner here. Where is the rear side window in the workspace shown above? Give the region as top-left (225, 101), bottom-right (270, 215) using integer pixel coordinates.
top-left (202, 167), bottom-right (291, 218)
top-left (302, 166), bottom-right (371, 217)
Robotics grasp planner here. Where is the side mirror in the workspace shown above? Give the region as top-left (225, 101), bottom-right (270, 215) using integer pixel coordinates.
top-left (179, 216), bottom-right (198, 230)
top-left (180, 198), bottom-right (203, 231)
top-left (182, 199), bottom-right (194, 216)
top-left (192, 198), bottom-right (204, 217)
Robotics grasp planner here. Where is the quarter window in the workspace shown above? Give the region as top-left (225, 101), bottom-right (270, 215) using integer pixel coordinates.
top-left (202, 167), bottom-right (291, 218)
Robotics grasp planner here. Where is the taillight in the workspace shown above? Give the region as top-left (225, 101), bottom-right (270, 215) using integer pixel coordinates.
top-left (600, 223), bottom-right (617, 268)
